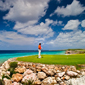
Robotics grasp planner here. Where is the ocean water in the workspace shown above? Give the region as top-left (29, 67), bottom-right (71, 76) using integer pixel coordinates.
top-left (0, 50), bottom-right (65, 64)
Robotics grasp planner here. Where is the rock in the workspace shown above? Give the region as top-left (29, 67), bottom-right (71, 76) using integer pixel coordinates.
top-left (81, 72), bottom-right (85, 75)
top-left (48, 65), bottom-right (55, 69)
top-left (64, 75), bottom-right (70, 80)
top-left (12, 73), bottom-right (23, 82)
top-left (66, 71), bottom-right (78, 77)
top-left (68, 66), bottom-right (76, 71)
top-left (76, 70), bottom-right (80, 74)
top-left (2, 61), bottom-right (10, 70)
top-left (56, 77), bottom-right (62, 82)
top-left (42, 77), bottom-right (57, 85)
top-left (56, 70), bottom-right (61, 73)
top-left (3, 78), bottom-right (12, 85)
top-left (46, 69), bottom-right (54, 76)
top-left (34, 80), bottom-right (41, 85)
top-left (15, 67), bottom-right (26, 73)
top-left (59, 82), bottom-right (66, 85)
top-left (12, 82), bottom-right (20, 85)
top-left (54, 67), bottom-right (59, 71)
top-left (6, 71), bottom-right (10, 75)
top-left (23, 69), bottom-right (33, 76)
top-left (22, 73), bottom-right (37, 82)
top-left (37, 69), bottom-right (41, 72)
top-left (57, 72), bottom-right (65, 77)
top-left (65, 76), bottom-right (85, 85)
top-left (37, 72), bottom-right (46, 79)
top-left (41, 67), bottom-right (48, 73)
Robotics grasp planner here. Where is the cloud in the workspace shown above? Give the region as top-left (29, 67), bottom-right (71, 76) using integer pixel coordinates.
top-left (14, 19), bottom-right (57, 38)
top-left (0, 0), bottom-right (16, 11)
top-left (50, 0), bottom-right (85, 17)
top-left (62, 20), bottom-right (80, 30)
top-left (2, 0), bottom-right (49, 23)
top-left (0, 31), bottom-right (35, 45)
top-left (81, 20), bottom-right (85, 27)
top-left (47, 30), bottom-right (85, 48)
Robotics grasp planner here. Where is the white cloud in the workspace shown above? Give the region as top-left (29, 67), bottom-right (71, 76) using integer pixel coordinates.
top-left (14, 19), bottom-right (55, 38)
top-left (0, 0), bottom-right (16, 11)
top-left (3, 0), bottom-right (49, 23)
top-left (62, 20), bottom-right (80, 30)
top-left (50, 0), bottom-right (85, 17)
top-left (81, 20), bottom-right (85, 27)
top-left (47, 30), bottom-right (85, 48)
top-left (0, 31), bottom-right (35, 45)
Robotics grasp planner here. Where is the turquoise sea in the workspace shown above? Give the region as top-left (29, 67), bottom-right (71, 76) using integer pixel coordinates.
top-left (0, 50), bottom-right (65, 64)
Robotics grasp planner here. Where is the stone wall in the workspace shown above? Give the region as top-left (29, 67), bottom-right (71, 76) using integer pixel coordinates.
top-left (0, 58), bottom-right (85, 85)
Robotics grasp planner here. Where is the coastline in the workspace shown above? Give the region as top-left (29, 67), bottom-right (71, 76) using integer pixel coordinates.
top-left (0, 57), bottom-right (85, 85)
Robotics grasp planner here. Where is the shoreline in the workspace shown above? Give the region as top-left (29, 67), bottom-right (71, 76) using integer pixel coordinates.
top-left (0, 57), bottom-right (85, 85)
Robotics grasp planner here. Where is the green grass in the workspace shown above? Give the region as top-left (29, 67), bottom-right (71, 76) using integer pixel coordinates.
top-left (17, 54), bottom-right (85, 66)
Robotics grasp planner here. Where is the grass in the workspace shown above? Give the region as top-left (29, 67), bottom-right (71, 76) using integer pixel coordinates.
top-left (17, 54), bottom-right (85, 66)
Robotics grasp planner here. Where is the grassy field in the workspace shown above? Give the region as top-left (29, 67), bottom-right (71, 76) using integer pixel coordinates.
top-left (17, 54), bottom-right (85, 66)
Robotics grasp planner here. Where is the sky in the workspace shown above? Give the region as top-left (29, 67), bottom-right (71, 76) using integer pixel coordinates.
top-left (0, 0), bottom-right (85, 50)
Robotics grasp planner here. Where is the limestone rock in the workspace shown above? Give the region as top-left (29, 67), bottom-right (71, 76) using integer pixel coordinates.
top-left (23, 69), bottom-right (33, 76)
top-left (22, 73), bottom-right (37, 82)
top-left (12, 82), bottom-right (20, 85)
top-left (81, 72), bottom-right (85, 75)
top-left (46, 69), bottom-right (54, 76)
top-left (57, 72), bottom-right (65, 77)
top-left (41, 67), bottom-right (48, 73)
top-left (64, 75), bottom-right (70, 80)
top-left (37, 72), bottom-right (46, 79)
top-left (3, 78), bottom-right (12, 85)
top-left (42, 77), bottom-right (57, 85)
top-left (34, 80), bottom-right (41, 85)
top-left (68, 66), bottom-right (76, 71)
top-left (66, 71), bottom-right (78, 77)
top-left (15, 67), bottom-right (26, 73)
top-left (56, 77), bottom-right (62, 82)
top-left (2, 61), bottom-right (10, 70)
top-left (12, 73), bottom-right (23, 82)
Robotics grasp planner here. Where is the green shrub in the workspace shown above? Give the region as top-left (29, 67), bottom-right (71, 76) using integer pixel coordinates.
top-left (0, 79), bottom-right (4, 85)
top-left (8, 67), bottom-right (18, 77)
top-left (10, 62), bottom-right (18, 69)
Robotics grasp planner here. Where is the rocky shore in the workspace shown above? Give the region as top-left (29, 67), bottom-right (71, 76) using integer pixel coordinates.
top-left (0, 58), bottom-right (85, 85)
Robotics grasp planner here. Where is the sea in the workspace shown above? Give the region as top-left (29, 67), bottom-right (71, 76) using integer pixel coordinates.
top-left (0, 50), bottom-right (65, 64)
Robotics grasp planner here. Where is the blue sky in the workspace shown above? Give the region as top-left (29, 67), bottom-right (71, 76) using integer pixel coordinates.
top-left (0, 0), bottom-right (85, 50)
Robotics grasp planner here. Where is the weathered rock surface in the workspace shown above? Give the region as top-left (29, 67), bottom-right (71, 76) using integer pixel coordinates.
top-left (66, 71), bottom-right (78, 77)
top-left (65, 76), bottom-right (85, 85)
top-left (3, 78), bottom-right (12, 85)
top-left (37, 72), bottom-right (46, 79)
top-left (41, 77), bottom-right (57, 85)
top-left (12, 73), bottom-right (23, 82)
top-left (1, 58), bottom-right (85, 85)
top-left (22, 73), bottom-right (37, 82)
top-left (15, 67), bottom-right (26, 73)
top-left (34, 80), bottom-right (42, 85)
top-left (12, 82), bottom-right (20, 85)
top-left (23, 69), bottom-right (33, 76)
top-left (57, 72), bottom-right (65, 77)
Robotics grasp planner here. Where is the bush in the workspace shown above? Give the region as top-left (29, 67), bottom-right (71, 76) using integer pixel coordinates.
top-left (0, 79), bottom-right (4, 85)
top-left (10, 62), bottom-right (18, 69)
top-left (8, 67), bottom-right (18, 77)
